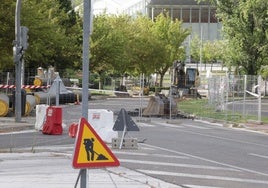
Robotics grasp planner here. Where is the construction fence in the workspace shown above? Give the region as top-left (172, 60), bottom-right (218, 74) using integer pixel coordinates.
top-left (0, 68), bottom-right (80, 117)
top-left (1, 67), bottom-right (267, 123)
top-left (203, 75), bottom-right (265, 122)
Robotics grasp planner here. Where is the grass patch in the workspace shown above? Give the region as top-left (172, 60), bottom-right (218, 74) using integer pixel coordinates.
top-left (178, 98), bottom-right (268, 123)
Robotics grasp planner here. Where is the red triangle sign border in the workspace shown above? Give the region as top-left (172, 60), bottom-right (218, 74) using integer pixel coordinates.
top-left (72, 117), bottom-right (120, 169)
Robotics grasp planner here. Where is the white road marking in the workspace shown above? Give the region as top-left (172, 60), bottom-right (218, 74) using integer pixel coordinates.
top-left (182, 185), bottom-right (222, 188)
top-left (113, 151), bottom-right (188, 159)
top-left (119, 159), bottom-right (240, 171)
top-left (141, 146), bottom-right (156, 151)
top-left (137, 169), bottom-right (268, 185)
top-left (194, 119), bottom-right (223, 127)
top-left (152, 122), bottom-right (210, 129)
top-left (141, 143), bottom-right (268, 176)
top-left (182, 123), bottom-right (211, 129)
top-left (137, 122), bottom-right (155, 127)
top-left (153, 122), bottom-right (183, 128)
top-left (0, 130), bottom-right (36, 135)
top-left (157, 127), bottom-right (268, 148)
top-left (249, 153), bottom-right (268, 159)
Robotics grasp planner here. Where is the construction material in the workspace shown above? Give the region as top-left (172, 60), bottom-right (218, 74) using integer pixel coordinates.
top-left (25, 95), bottom-right (36, 116)
top-left (143, 95), bottom-right (177, 116)
top-left (0, 93), bottom-right (9, 117)
top-left (112, 138), bottom-right (138, 149)
top-left (34, 92), bottom-right (56, 104)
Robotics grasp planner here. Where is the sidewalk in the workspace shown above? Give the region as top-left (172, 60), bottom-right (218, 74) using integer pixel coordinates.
top-left (0, 146), bottom-right (180, 188)
top-left (0, 116), bottom-right (35, 133)
top-left (238, 122), bottom-right (268, 134)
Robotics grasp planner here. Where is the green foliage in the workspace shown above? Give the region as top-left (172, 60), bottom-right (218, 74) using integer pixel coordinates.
top-left (1, 2), bottom-right (189, 87)
top-left (91, 13), bottom-right (190, 88)
top-left (0, 0), bottom-right (16, 69)
top-left (202, 0), bottom-right (268, 75)
top-left (90, 14), bottom-right (127, 89)
top-left (129, 15), bottom-right (164, 76)
top-left (0, 0), bottom-right (82, 72)
top-left (259, 65), bottom-right (268, 79)
top-left (151, 13), bottom-right (190, 86)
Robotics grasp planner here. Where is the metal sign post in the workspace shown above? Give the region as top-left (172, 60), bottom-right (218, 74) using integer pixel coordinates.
top-left (79, 0), bottom-right (92, 187)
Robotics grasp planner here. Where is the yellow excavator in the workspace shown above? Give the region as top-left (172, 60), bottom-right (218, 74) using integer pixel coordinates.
top-left (142, 60), bottom-right (201, 117)
top-left (172, 60), bottom-right (201, 98)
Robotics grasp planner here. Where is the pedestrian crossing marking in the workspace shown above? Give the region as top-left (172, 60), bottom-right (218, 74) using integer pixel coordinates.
top-left (137, 169), bottom-right (268, 185)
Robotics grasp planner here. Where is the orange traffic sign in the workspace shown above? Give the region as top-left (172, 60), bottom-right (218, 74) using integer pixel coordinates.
top-left (72, 117), bottom-right (120, 169)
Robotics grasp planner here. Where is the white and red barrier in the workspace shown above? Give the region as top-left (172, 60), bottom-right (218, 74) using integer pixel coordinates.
top-left (0, 84), bottom-right (50, 89)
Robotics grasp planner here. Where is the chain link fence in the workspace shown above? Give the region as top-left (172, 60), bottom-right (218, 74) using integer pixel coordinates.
top-left (207, 75), bottom-right (264, 122)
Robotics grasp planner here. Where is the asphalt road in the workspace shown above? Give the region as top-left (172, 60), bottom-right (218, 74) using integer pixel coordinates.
top-left (1, 97), bottom-right (268, 188)
top-left (0, 97), bottom-right (149, 150)
top-left (116, 119), bottom-right (268, 188)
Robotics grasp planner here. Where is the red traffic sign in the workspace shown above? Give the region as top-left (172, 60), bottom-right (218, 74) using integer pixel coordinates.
top-left (72, 117), bottom-right (120, 169)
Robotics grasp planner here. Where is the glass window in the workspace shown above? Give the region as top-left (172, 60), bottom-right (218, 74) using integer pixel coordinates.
top-left (191, 8), bottom-right (200, 23)
top-left (201, 8), bottom-right (209, 23)
top-left (154, 8), bottom-right (163, 18)
top-left (172, 8), bottom-right (181, 20)
top-left (210, 9), bottom-right (218, 23)
top-left (182, 8), bottom-right (190, 22)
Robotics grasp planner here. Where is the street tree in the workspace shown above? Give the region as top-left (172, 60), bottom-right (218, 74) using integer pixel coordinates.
top-left (151, 13), bottom-right (190, 87)
top-left (0, 0), bottom-right (82, 73)
top-left (129, 15), bottom-right (164, 78)
top-left (21, 0), bottom-right (82, 71)
top-left (91, 14), bottom-right (162, 89)
top-left (0, 0), bottom-right (16, 70)
top-left (90, 14), bottom-right (133, 89)
top-left (202, 0), bottom-right (268, 75)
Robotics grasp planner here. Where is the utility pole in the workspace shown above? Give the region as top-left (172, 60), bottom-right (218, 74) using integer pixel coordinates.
top-left (14, 0), bottom-right (22, 122)
top-left (14, 0), bottom-right (29, 122)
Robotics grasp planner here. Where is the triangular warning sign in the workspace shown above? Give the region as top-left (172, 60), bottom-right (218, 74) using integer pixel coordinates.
top-left (72, 117), bottom-right (120, 169)
top-left (113, 108), bottom-right (140, 131)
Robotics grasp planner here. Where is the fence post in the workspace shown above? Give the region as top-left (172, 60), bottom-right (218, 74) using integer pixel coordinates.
top-left (258, 75), bottom-right (262, 122)
top-left (243, 75), bottom-right (247, 119)
top-left (225, 75), bottom-right (229, 122)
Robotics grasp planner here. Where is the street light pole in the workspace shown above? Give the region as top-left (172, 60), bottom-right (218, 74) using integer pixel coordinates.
top-left (14, 0), bottom-right (22, 122)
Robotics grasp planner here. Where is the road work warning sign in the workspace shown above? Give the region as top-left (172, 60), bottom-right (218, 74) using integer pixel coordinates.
top-left (72, 117), bottom-right (120, 169)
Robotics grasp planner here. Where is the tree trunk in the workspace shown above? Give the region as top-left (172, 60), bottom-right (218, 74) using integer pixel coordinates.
top-left (159, 73), bottom-right (164, 87)
top-left (98, 79), bottom-right (102, 89)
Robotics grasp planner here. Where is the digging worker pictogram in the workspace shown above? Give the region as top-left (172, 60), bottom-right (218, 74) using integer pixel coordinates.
top-left (84, 138), bottom-right (95, 161)
top-left (83, 138), bottom-right (109, 161)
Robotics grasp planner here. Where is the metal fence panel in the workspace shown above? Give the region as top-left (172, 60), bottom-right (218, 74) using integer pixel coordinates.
top-left (207, 75), bottom-right (262, 122)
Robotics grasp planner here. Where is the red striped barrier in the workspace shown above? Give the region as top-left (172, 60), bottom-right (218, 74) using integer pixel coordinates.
top-left (0, 84), bottom-right (50, 89)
